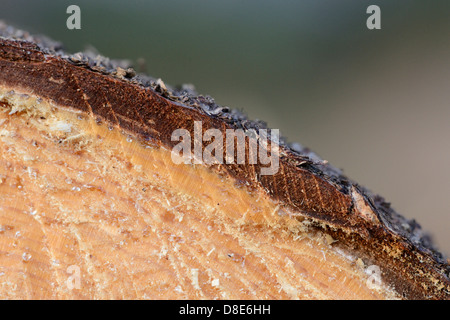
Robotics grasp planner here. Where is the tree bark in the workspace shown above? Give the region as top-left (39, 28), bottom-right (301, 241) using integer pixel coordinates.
top-left (0, 23), bottom-right (448, 299)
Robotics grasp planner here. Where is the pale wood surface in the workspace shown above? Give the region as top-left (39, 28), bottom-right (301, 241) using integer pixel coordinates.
top-left (0, 87), bottom-right (396, 299)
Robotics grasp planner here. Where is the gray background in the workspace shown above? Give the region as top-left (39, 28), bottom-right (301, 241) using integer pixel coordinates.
top-left (2, 0), bottom-right (450, 255)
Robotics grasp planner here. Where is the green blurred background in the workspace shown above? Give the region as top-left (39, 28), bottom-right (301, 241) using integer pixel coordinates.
top-left (2, 0), bottom-right (450, 255)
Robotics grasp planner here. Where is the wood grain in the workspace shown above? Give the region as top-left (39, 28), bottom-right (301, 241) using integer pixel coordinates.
top-left (0, 90), bottom-right (395, 299)
top-left (0, 26), bottom-right (449, 299)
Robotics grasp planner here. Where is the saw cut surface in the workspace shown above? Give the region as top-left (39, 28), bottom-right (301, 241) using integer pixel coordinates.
top-left (0, 87), bottom-right (396, 299)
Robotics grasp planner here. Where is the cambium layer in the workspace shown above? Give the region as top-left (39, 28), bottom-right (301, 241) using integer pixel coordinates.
top-left (0, 24), bottom-right (448, 299)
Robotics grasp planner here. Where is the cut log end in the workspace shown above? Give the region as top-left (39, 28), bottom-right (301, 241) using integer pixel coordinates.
top-left (0, 24), bottom-right (449, 300)
top-left (0, 87), bottom-right (397, 299)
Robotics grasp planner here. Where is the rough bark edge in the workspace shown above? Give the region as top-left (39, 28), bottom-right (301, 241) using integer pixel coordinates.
top-left (0, 22), bottom-right (448, 299)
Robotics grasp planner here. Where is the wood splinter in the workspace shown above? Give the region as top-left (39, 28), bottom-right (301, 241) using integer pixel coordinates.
top-left (0, 23), bottom-right (448, 300)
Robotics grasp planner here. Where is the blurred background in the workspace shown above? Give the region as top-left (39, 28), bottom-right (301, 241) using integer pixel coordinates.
top-left (2, 0), bottom-right (450, 255)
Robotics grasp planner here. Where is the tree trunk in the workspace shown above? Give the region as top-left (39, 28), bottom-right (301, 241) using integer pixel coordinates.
top-left (0, 23), bottom-right (448, 300)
